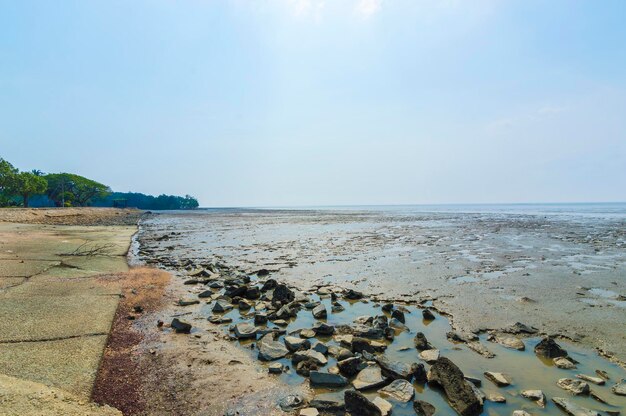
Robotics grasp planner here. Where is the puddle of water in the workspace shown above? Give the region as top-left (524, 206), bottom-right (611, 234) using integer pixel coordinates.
top-left (202, 283), bottom-right (626, 416)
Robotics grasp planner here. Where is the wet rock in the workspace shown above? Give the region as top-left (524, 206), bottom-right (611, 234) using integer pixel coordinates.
top-left (278, 394), bottom-right (304, 411)
top-left (198, 290), bottom-right (214, 299)
top-left (311, 341), bottom-right (328, 355)
top-left (293, 349), bottom-right (328, 366)
top-left (419, 349), bottom-right (440, 364)
top-left (467, 341), bottom-right (496, 358)
top-left (244, 286), bottom-right (261, 299)
top-left (484, 371), bottom-right (511, 387)
top-left (554, 356), bottom-right (576, 369)
top-left (212, 299), bottom-right (233, 313)
top-left (208, 281), bottom-right (223, 289)
top-left (503, 322), bottom-right (538, 334)
top-left (487, 393), bottom-right (506, 403)
top-left (344, 390), bottom-right (381, 416)
top-left (353, 325), bottom-right (384, 339)
top-left (178, 299), bottom-right (199, 306)
top-left (413, 400), bottom-right (436, 416)
top-left (465, 376), bottom-right (481, 387)
top-left (284, 336), bottom-right (310, 352)
top-left (238, 299), bottom-right (252, 310)
top-left (337, 348), bottom-right (354, 361)
top-left (309, 399), bottom-right (345, 413)
top-left (337, 357), bottom-right (362, 377)
top-left (171, 318), bottom-right (192, 334)
top-left (254, 312), bottom-right (268, 325)
top-left (391, 309), bottom-right (405, 323)
top-left (576, 374), bottom-right (605, 385)
top-left (309, 371), bottom-right (348, 387)
top-left (422, 308), bottom-right (436, 320)
top-left (534, 337), bottom-right (568, 358)
top-left (411, 363), bottom-right (428, 384)
top-left (273, 319), bottom-right (289, 327)
top-left (300, 328), bottom-right (316, 338)
top-left (469, 383), bottom-right (486, 405)
top-left (372, 397), bottom-right (392, 416)
top-left (256, 269), bottom-right (270, 277)
top-left (552, 397), bottom-right (600, 416)
top-left (381, 303), bottom-right (394, 312)
top-left (268, 362), bottom-right (283, 374)
top-left (224, 285), bottom-right (246, 298)
top-left (352, 365), bottom-right (390, 391)
top-left (376, 355), bottom-right (413, 380)
top-left (488, 333), bottom-right (525, 351)
top-left (234, 322), bottom-right (257, 339)
top-left (344, 289), bottom-right (364, 300)
top-left (557, 378), bottom-right (590, 395)
top-left (312, 304), bottom-right (327, 319)
top-left (522, 389), bottom-right (546, 407)
top-left (383, 327), bottom-right (395, 341)
top-left (447, 331), bottom-right (478, 343)
top-left (352, 337), bottom-right (375, 354)
top-left (414, 332), bottom-right (432, 350)
top-left (261, 278), bottom-right (277, 291)
top-left (379, 379), bottom-right (415, 402)
top-left (389, 318), bottom-right (408, 330)
top-left (427, 357), bottom-right (483, 416)
top-left (299, 408), bottom-right (319, 416)
top-left (313, 322), bottom-right (335, 335)
top-left (296, 359), bottom-right (318, 376)
top-left (272, 284), bottom-right (295, 306)
top-left (208, 315), bottom-right (232, 324)
top-left (595, 369), bottom-right (609, 381)
top-left (258, 333), bottom-right (289, 361)
top-left (612, 380), bottom-right (626, 396)
top-left (275, 304), bottom-right (295, 320)
top-left (512, 411), bottom-right (532, 416)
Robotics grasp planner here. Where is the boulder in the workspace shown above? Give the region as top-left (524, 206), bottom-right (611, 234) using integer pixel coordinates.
top-left (178, 298), bottom-right (200, 306)
top-left (422, 308), bottom-right (436, 320)
top-left (234, 322), bottom-right (257, 339)
top-left (554, 356), bottom-right (576, 369)
top-left (427, 357), bottom-right (482, 416)
top-left (352, 365), bottom-right (390, 391)
top-left (414, 332), bottom-right (432, 350)
top-left (556, 378), bottom-right (590, 395)
top-left (284, 336), bottom-right (310, 352)
top-left (419, 349), bottom-right (440, 363)
top-left (521, 389), bottom-right (546, 407)
top-left (552, 397), bottom-right (600, 416)
top-left (391, 309), bottom-right (405, 323)
top-left (309, 371), bottom-right (348, 387)
top-left (337, 357), bottom-right (362, 377)
top-left (484, 371), bottom-right (511, 387)
top-left (313, 322), bottom-right (335, 336)
top-left (312, 304), bottom-right (327, 319)
top-left (381, 303), bottom-right (394, 312)
top-left (171, 318), bottom-right (192, 334)
top-left (503, 322), bottom-right (538, 334)
top-left (272, 284), bottom-right (295, 306)
top-left (261, 278), bottom-right (277, 291)
top-left (379, 379), bottom-right (415, 402)
top-left (344, 390), bottom-right (381, 416)
top-left (534, 337), bottom-right (567, 358)
top-left (258, 333), bottom-right (289, 361)
top-left (467, 341), bottom-right (496, 358)
top-left (244, 286), bottom-right (261, 299)
top-left (413, 400), bottom-right (436, 416)
top-left (198, 290), bottom-right (213, 298)
top-left (300, 328), bottom-right (316, 338)
top-left (352, 337), bottom-right (375, 354)
top-left (376, 355), bottom-right (413, 380)
top-left (512, 411), bottom-right (532, 416)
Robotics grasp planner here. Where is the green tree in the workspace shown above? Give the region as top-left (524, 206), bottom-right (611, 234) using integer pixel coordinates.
top-left (0, 158), bottom-right (19, 206)
top-left (45, 173), bottom-right (110, 207)
top-left (12, 172), bottom-right (47, 207)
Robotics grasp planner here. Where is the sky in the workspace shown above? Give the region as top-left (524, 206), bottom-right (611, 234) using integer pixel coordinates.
top-left (1, 0), bottom-right (625, 207)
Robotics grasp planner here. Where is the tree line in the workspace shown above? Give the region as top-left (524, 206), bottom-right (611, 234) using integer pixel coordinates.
top-left (0, 157), bottom-right (199, 210)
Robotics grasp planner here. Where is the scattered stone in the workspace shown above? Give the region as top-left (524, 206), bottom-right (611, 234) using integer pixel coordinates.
top-left (261, 278), bottom-right (277, 291)
top-left (503, 322), bottom-right (538, 334)
top-left (344, 390), bottom-right (382, 416)
top-left (488, 333), bottom-right (525, 350)
top-left (258, 333), bottom-right (289, 361)
top-left (612, 380), bottom-right (626, 396)
top-left (208, 315), bottom-right (232, 324)
top-left (372, 397), bottom-right (392, 416)
top-left (376, 355), bottom-right (413, 380)
top-left (300, 328), bottom-right (316, 338)
top-left (312, 303), bottom-right (327, 319)
top-left (337, 357), bottom-right (362, 377)
top-left (299, 408), bottom-right (319, 416)
top-left (313, 322), bottom-right (335, 335)
top-left (352, 365), bottom-right (390, 391)
top-left (309, 371), bottom-right (348, 387)
top-left (419, 349), bottom-right (440, 363)
top-left (467, 341), bottom-right (496, 358)
top-left (238, 299), bottom-right (252, 310)
top-left (344, 289), bottom-right (364, 300)
top-left (233, 322), bottom-right (257, 339)
top-left (595, 369), bottom-right (609, 380)
top-left (198, 290), bottom-right (213, 298)
top-left (484, 371), bottom-right (511, 387)
top-left (254, 313), bottom-right (268, 325)
top-left (352, 337), bottom-right (375, 354)
top-left (278, 394), bottom-right (304, 411)
top-left (413, 400), bottom-right (436, 416)
top-left (391, 309), bottom-right (405, 323)
top-left (178, 299), bottom-right (199, 306)
top-left (577, 374), bottom-right (605, 385)
top-left (535, 337), bottom-right (568, 358)
top-left (382, 303), bottom-right (394, 312)
top-left (296, 360), bottom-right (318, 376)
top-left (171, 318), bottom-right (192, 334)
top-left (379, 379), bottom-right (415, 402)
top-left (557, 378), bottom-right (590, 395)
top-left (427, 357), bottom-right (482, 416)
top-left (554, 357), bottom-right (576, 369)
top-left (512, 411), bottom-right (532, 416)
top-left (244, 286), bottom-right (260, 299)
top-left (487, 393), bottom-right (506, 403)
top-left (268, 362), bottom-right (283, 374)
top-left (522, 389), bottom-right (546, 407)
top-left (212, 299), bottom-right (233, 313)
top-left (273, 319), bottom-right (289, 327)
top-left (414, 332), bottom-right (432, 350)
top-left (447, 331), bottom-right (478, 343)
top-left (293, 349), bottom-right (328, 366)
top-left (272, 284), bottom-right (295, 306)
top-left (284, 336), bottom-right (310, 352)
top-left (311, 341), bottom-right (329, 355)
top-left (422, 308), bottom-right (435, 320)
top-left (552, 397), bottom-right (600, 416)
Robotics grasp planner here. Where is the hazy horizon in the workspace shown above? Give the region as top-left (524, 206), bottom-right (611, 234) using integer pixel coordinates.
top-left (1, 1), bottom-right (625, 207)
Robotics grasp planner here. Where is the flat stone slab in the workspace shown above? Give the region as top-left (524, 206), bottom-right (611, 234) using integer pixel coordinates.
top-left (352, 365), bottom-right (389, 391)
top-left (379, 379), bottom-right (415, 402)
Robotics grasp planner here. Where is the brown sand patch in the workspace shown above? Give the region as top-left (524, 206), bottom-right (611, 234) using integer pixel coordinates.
top-left (0, 207), bottom-right (143, 226)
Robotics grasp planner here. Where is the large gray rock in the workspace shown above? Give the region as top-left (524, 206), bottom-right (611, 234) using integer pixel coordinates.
top-left (312, 304), bottom-right (327, 319)
top-left (337, 357), bottom-right (362, 377)
top-left (552, 397), bottom-right (600, 416)
top-left (376, 355), bottom-right (413, 380)
top-left (379, 379), bottom-right (415, 402)
top-left (258, 333), bottom-right (289, 361)
top-left (212, 299), bottom-right (233, 313)
top-left (272, 284), bottom-right (295, 306)
top-left (419, 349), bottom-right (440, 363)
top-left (309, 371), bottom-right (348, 387)
top-left (427, 357), bottom-right (482, 416)
top-left (488, 333), bottom-right (525, 350)
top-left (557, 378), bottom-right (590, 395)
top-left (521, 389), bottom-right (546, 407)
top-left (293, 349), bottom-right (328, 366)
top-left (171, 318), bottom-right (192, 334)
top-left (414, 332), bottom-right (432, 350)
top-left (284, 335), bottom-right (310, 352)
top-left (313, 322), bottom-right (335, 335)
top-left (352, 365), bottom-right (390, 391)
top-left (613, 380), bottom-right (626, 396)
top-left (344, 390), bottom-right (381, 416)
top-left (234, 322), bottom-right (257, 339)
top-left (413, 400), bottom-right (436, 416)
top-left (534, 337), bottom-right (567, 358)
top-left (484, 371), bottom-right (511, 387)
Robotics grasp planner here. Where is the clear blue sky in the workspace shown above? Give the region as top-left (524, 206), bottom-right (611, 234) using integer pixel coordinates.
top-left (1, 0), bottom-right (624, 207)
